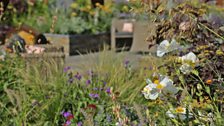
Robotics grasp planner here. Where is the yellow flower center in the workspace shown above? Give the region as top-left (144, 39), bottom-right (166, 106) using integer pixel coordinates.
top-left (156, 84), bottom-right (164, 89)
top-left (175, 107), bottom-right (185, 113)
top-left (154, 80), bottom-right (160, 85)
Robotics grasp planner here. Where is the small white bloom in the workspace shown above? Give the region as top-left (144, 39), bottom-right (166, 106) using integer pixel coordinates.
top-left (157, 39), bottom-right (180, 57)
top-left (166, 107), bottom-right (193, 120)
top-left (179, 63), bottom-right (192, 74)
top-left (179, 52), bottom-right (199, 74)
top-left (180, 52), bottom-right (198, 63)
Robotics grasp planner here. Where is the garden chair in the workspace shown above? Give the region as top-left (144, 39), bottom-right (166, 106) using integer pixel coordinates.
top-left (130, 21), bottom-right (157, 53)
top-left (110, 18), bottom-right (135, 50)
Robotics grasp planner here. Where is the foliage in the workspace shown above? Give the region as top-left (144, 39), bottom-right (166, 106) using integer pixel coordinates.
top-left (140, 0), bottom-right (224, 125)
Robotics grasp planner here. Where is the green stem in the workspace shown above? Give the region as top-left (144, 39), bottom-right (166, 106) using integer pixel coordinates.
top-left (198, 22), bottom-right (224, 40)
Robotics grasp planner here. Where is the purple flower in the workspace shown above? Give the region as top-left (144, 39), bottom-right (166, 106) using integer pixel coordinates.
top-left (65, 120), bottom-right (71, 125)
top-left (86, 79), bottom-right (91, 85)
top-left (68, 78), bottom-right (74, 84)
top-left (77, 121), bottom-right (82, 126)
top-left (93, 87), bottom-right (98, 90)
top-left (63, 112), bottom-right (72, 118)
top-left (87, 70), bottom-right (94, 77)
top-left (106, 87), bottom-right (111, 94)
top-left (89, 93), bottom-right (99, 99)
top-left (74, 72), bottom-right (82, 80)
top-left (64, 66), bottom-right (71, 72)
top-left (103, 81), bottom-right (107, 86)
top-left (124, 59), bottom-right (130, 68)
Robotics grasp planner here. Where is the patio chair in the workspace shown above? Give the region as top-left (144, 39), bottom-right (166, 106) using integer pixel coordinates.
top-left (130, 21), bottom-right (157, 53)
top-left (111, 18), bottom-right (135, 50)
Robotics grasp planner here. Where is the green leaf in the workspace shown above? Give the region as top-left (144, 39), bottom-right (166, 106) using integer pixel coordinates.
top-left (205, 87), bottom-right (210, 94)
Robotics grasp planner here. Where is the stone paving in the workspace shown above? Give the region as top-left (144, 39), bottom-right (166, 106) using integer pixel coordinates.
top-left (65, 51), bottom-right (150, 72)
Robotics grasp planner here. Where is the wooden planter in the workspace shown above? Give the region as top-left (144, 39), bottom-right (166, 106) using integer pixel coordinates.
top-left (44, 33), bottom-right (110, 56)
top-left (22, 44), bottom-right (65, 67)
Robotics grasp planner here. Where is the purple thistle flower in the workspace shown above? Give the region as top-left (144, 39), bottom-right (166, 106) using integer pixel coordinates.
top-left (63, 112), bottom-right (72, 118)
top-left (74, 72), bottom-right (82, 80)
top-left (64, 66), bottom-right (71, 72)
top-left (77, 121), bottom-right (82, 126)
top-left (86, 79), bottom-right (91, 85)
top-left (89, 93), bottom-right (99, 99)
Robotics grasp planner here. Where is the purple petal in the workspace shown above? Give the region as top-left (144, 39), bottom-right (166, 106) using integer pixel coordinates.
top-left (64, 66), bottom-right (71, 72)
top-left (77, 121), bottom-right (82, 126)
top-left (63, 112), bottom-right (72, 118)
top-left (86, 80), bottom-right (91, 85)
top-left (66, 120), bottom-right (71, 125)
top-left (74, 72), bottom-right (82, 80)
top-left (106, 87), bottom-right (111, 94)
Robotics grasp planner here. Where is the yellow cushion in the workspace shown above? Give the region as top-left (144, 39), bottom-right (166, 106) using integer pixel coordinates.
top-left (18, 31), bottom-right (35, 45)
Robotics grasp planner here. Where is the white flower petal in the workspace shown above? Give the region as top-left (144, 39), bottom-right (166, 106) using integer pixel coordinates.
top-left (146, 78), bottom-right (153, 85)
top-left (180, 63), bottom-right (192, 74)
top-left (142, 84), bottom-right (159, 100)
top-left (156, 50), bottom-right (166, 57)
top-left (169, 39), bottom-right (180, 50)
top-left (160, 40), bottom-right (170, 46)
top-left (181, 52), bottom-right (198, 63)
top-left (163, 85), bottom-right (179, 96)
top-left (157, 40), bottom-right (170, 57)
top-left (160, 76), bottom-right (173, 87)
top-left (166, 110), bottom-right (176, 118)
top-left (148, 89), bottom-right (160, 100)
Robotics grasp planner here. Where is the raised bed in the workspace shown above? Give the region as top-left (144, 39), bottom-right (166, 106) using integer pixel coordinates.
top-left (44, 33), bottom-right (110, 56)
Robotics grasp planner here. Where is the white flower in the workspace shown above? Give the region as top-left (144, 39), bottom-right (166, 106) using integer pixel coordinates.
top-left (142, 75), bottom-right (178, 100)
top-left (142, 81), bottom-right (159, 100)
top-left (179, 52), bottom-right (199, 74)
top-left (179, 63), bottom-right (192, 74)
top-left (180, 52), bottom-right (198, 63)
top-left (157, 39), bottom-right (180, 57)
top-left (166, 107), bottom-right (193, 120)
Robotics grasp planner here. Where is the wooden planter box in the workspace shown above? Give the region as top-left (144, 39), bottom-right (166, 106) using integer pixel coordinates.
top-left (22, 44), bottom-right (65, 67)
top-left (21, 45), bottom-right (65, 78)
top-left (44, 33), bottom-right (110, 56)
